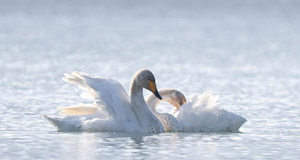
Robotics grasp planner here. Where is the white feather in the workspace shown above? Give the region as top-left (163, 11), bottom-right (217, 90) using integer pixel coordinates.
top-left (176, 91), bottom-right (247, 132)
top-left (45, 70), bottom-right (164, 133)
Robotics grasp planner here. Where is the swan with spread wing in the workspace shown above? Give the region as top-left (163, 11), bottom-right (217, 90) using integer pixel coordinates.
top-left (45, 69), bottom-right (165, 133)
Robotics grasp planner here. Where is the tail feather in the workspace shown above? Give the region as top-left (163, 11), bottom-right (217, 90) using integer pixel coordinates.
top-left (44, 115), bottom-right (82, 131)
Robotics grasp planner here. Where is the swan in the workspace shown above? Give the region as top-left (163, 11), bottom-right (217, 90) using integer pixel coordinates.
top-left (146, 89), bottom-right (186, 132)
top-left (57, 88), bottom-right (186, 132)
top-left (147, 89), bottom-right (247, 132)
top-left (44, 69), bottom-right (165, 133)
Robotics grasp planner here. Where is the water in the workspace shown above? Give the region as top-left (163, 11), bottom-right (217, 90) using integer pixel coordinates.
top-left (1, 0), bottom-right (300, 159)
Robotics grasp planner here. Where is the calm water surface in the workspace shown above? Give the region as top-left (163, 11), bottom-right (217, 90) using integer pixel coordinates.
top-left (1, 0), bottom-right (300, 159)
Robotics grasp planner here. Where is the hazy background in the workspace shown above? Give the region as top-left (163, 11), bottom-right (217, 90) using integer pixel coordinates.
top-left (1, 0), bottom-right (300, 159)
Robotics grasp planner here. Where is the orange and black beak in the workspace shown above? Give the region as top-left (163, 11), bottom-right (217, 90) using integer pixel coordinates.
top-left (149, 81), bottom-right (162, 100)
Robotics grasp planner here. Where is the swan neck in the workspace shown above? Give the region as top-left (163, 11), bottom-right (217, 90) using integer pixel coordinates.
top-left (130, 79), bottom-right (154, 126)
top-left (146, 94), bottom-right (160, 113)
top-left (130, 79), bottom-right (144, 103)
top-left (146, 91), bottom-right (174, 113)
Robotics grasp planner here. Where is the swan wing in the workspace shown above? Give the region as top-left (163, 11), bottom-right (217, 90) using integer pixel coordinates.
top-left (57, 104), bottom-right (99, 115)
top-left (62, 72), bottom-right (138, 123)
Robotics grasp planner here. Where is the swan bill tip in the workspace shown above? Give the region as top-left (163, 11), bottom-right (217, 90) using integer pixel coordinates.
top-left (154, 89), bottom-right (162, 100)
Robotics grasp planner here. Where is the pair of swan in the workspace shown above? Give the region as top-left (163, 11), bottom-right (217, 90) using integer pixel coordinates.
top-left (45, 69), bottom-right (246, 133)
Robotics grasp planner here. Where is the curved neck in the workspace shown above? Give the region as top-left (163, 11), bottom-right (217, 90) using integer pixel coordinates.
top-left (146, 94), bottom-right (161, 113)
top-left (146, 90), bottom-right (177, 114)
top-left (130, 79), bottom-right (155, 127)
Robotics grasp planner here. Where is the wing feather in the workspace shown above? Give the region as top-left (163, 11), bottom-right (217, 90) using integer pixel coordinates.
top-left (62, 72), bottom-right (138, 123)
top-left (58, 104), bottom-right (98, 115)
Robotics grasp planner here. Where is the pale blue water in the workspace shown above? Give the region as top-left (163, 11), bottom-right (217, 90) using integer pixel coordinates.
top-left (1, 0), bottom-right (300, 159)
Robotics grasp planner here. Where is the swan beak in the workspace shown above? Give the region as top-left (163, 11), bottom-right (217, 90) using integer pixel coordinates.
top-left (154, 89), bottom-right (162, 100)
top-left (149, 81), bottom-right (162, 100)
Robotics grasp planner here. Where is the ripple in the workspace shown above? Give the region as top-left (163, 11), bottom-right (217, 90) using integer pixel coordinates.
top-left (1, 0), bottom-right (300, 159)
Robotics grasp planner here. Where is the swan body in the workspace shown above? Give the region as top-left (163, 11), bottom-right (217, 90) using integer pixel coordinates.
top-left (147, 90), bottom-right (247, 132)
top-left (176, 91), bottom-right (247, 132)
top-left (45, 69), bottom-right (165, 133)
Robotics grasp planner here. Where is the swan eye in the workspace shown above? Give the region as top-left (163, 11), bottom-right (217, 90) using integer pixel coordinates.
top-left (147, 78), bottom-right (154, 82)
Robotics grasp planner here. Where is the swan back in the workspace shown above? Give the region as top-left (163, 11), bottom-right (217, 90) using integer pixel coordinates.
top-left (176, 91), bottom-right (247, 132)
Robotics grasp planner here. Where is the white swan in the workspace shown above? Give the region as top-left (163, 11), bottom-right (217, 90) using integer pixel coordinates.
top-left (57, 88), bottom-right (186, 132)
top-left (44, 69), bottom-right (165, 133)
top-left (146, 89), bottom-right (186, 132)
top-left (147, 89), bottom-right (247, 132)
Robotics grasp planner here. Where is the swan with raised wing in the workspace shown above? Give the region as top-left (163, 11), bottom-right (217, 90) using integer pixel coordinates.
top-left (44, 69), bottom-right (165, 133)
top-left (57, 88), bottom-right (186, 132)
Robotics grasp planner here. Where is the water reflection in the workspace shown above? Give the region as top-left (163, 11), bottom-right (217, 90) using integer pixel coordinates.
top-left (50, 131), bottom-right (245, 159)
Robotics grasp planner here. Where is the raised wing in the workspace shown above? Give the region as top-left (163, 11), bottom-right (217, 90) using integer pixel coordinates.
top-left (62, 71), bottom-right (138, 123)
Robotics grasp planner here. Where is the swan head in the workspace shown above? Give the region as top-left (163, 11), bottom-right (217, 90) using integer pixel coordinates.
top-left (170, 89), bottom-right (187, 109)
top-left (159, 89), bottom-right (187, 109)
top-left (134, 69), bottom-right (162, 100)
